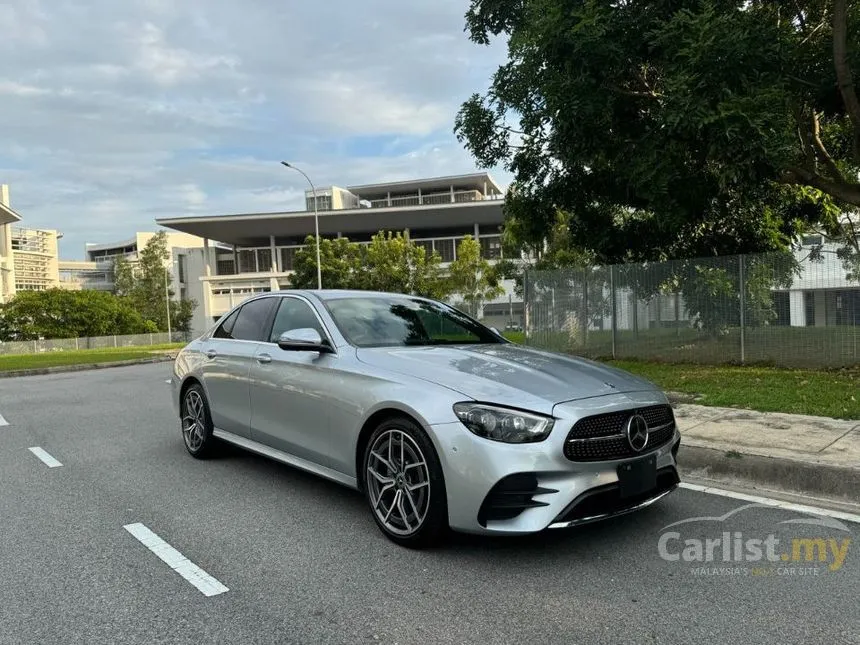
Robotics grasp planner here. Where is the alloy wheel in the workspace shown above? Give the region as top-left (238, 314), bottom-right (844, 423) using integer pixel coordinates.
top-left (182, 389), bottom-right (206, 452)
top-left (366, 429), bottom-right (431, 536)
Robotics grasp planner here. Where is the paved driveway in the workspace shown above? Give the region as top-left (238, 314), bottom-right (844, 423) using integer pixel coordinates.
top-left (0, 364), bottom-right (856, 645)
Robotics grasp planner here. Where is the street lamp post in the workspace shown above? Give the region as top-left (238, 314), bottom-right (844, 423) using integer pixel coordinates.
top-left (281, 161), bottom-right (322, 290)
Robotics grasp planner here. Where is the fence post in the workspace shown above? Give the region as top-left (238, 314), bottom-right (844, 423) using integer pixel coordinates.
top-left (523, 270), bottom-right (529, 342)
top-left (610, 265), bottom-right (617, 359)
top-left (113, 335), bottom-right (117, 348)
top-left (75, 337), bottom-right (79, 351)
top-left (739, 255), bottom-right (746, 364)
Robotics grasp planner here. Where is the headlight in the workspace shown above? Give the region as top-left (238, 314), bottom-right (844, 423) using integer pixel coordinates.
top-left (453, 403), bottom-right (554, 443)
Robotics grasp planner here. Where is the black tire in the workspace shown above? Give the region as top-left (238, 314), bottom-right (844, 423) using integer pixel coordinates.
top-left (362, 416), bottom-right (448, 548)
top-left (180, 383), bottom-right (219, 459)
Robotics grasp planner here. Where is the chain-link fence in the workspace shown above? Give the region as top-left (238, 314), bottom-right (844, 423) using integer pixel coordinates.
top-left (0, 332), bottom-right (192, 357)
top-left (523, 249), bottom-right (860, 368)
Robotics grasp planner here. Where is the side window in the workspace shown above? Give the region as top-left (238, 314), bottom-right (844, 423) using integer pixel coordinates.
top-left (231, 298), bottom-right (277, 342)
top-left (269, 297), bottom-right (326, 342)
top-left (213, 308), bottom-right (240, 339)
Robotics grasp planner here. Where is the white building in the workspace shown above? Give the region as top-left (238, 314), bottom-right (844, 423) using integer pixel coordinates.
top-left (1, 184), bottom-right (65, 300)
top-left (0, 184), bottom-right (21, 304)
top-left (156, 173), bottom-right (521, 334)
top-left (78, 231), bottom-right (206, 292)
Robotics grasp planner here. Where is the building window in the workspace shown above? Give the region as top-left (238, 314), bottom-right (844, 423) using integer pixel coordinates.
top-left (177, 255), bottom-right (186, 283)
top-left (306, 195), bottom-right (332, 211)
top-left (414, 240), bottom-right (434, 257)
top-left (804, 291), bottom-right (815, 326)
top-left (281, 247), bottom-right (302, 271)
top-left (216, 259), bottom-right (235, 275)
top-left (257, 249), bottom-right (273, 273)
top-left (479, 235), bottom-right (502, 259)
top-left (802, 235), bottom-right (822, 247)
top-left (435, 239), bottom-right (455, 263)
top-left (238, 249), bottom-right (257, 273)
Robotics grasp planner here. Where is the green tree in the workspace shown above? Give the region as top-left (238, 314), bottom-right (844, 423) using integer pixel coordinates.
top-left (455, 0), bottom-right (860, 263)
top-left (447, 235), bottom-right (504, 317)
top-left (289, 232), bottom-right (451, 300)
top-left (356, 232), bottom-right (449, 299)
top-left (115, 232), bottom-right (196, 333)
top-left (0, 289), bottom-right (152, 341)
top-left (290, 236), bottom-right (363, 290)
top-left (112, 255), bottom-right (135, 297)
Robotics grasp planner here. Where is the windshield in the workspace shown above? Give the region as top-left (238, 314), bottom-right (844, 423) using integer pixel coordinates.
top-left (324, 296), bottom-right (505, 348)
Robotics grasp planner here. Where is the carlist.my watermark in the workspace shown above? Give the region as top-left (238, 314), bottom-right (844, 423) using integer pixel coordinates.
top-left (656, 503), bottom-right (852, 577)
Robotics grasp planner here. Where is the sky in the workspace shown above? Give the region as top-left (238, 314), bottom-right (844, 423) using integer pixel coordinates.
top-left (0, 0), bottom-right (511, 259)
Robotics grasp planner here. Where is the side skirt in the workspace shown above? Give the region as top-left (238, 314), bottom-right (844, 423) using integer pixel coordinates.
top-left (212, 428), bottom-right (358, 490)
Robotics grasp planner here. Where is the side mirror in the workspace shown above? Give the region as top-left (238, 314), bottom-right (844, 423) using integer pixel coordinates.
top-left (277, 328), bottom-right (332, 353)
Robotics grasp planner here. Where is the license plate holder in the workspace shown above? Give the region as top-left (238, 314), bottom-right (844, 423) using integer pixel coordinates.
top-left (617, 454), bottom-right (657, 499)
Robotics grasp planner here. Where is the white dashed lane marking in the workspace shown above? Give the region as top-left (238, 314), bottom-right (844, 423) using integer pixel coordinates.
top-left (0, 413), bottom-right (8, 426)
top-left (123, 523), bottom-right (229, 597)
top-left (27, 447), bottom-right (63, 468)
top-left (680, 482), bottom-right (860, 525)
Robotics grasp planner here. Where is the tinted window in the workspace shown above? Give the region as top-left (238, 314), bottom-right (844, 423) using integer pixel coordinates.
top-left (324, 297), bottom-right (503, 348)
top-left (269, 297), bottom-right (326, 342)
top-left (213, 309), bottom-right (240, 339)
top-left (231, 298), bottom-right (276, 342)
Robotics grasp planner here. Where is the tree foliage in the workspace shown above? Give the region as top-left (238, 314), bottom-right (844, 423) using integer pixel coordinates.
top-left (0, 289), bottom-right (155, 341)
top-left (447, 235), bottom-right (505, 316)
top-left (290, 232), bottom-right (451, 300)
top-left (455, 0), bottom-right (860, 264)
top-left (112, 232), bottom-right (196, 332)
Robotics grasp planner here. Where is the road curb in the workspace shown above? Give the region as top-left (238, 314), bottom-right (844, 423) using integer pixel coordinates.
top-left (0, 355), bottom-right (176, 379)
top-left (677, 443), bottom-right (860, 504)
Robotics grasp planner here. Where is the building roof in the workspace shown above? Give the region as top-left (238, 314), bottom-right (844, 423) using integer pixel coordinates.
top-left (0, 202), bottom-right (22, 226)
top-left (346, 172), bottom-right (503, 200)
top-left (156, 199), bottom-right (504, 247)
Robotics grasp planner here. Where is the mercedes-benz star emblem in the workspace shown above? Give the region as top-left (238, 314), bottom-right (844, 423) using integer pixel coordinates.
top-left (626, 415), bottom-right (649, 452)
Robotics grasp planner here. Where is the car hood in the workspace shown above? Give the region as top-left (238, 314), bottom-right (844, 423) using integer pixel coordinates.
top-left (355, 343), bottom-right (659, 414)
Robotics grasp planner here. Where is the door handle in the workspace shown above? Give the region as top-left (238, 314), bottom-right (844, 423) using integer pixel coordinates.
top-left (206, 349), bottom-right (217, 359)
top-left (257, 353), bottom-right (272, 364)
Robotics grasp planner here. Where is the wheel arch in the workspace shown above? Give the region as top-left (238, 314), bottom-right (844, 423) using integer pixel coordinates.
top-left (354, 404), bottom-right (435, 492)
top-left (178, 375), bottom-right (204, 412)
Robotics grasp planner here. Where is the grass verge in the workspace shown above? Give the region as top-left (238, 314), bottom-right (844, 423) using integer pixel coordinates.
top-left (606, 359), bottom-right (860, 419)
top-left (0, 343), bottom-right (184, 372)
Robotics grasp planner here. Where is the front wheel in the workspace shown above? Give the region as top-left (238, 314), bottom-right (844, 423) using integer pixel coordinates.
top-left (362, 416), bottom-right (448, 548)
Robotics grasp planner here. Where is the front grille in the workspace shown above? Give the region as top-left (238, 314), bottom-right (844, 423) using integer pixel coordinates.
top-left (564, 405), bottom-right (676, 462)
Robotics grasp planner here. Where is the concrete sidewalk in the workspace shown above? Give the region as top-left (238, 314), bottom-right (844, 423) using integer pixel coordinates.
top-left (672, 402), bottom-right (860, 503)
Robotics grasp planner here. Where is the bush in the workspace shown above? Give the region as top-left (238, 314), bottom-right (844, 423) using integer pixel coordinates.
top-left (0, 289), bottom-right (153, 341)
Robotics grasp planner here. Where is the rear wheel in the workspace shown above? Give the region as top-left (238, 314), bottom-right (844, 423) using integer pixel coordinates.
top-left (362, 416), bottom-right (448, 548)
top-left (181, 383), bottom-right (218, 459)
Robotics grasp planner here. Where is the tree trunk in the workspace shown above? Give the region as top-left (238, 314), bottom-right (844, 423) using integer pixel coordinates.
top-left (833, 0), bottom-right (860, 160)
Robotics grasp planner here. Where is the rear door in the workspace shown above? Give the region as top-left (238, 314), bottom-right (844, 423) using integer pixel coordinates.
top-left (196, 296), bottom-right (277, 437)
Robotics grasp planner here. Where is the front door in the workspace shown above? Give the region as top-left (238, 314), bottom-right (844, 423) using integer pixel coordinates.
top-left (249, 296), bottom-right (338, 468)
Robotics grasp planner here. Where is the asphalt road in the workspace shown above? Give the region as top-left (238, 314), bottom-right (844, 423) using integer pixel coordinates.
top-left (0, 363), bottom-right (857, 645)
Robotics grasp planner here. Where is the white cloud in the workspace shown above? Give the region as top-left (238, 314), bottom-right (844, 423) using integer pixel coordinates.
top-left (0, 0), bottom-right (511, 259)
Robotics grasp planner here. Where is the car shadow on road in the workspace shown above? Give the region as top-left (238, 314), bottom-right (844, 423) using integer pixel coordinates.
top-left (211, 438), bottom-right (672, 560)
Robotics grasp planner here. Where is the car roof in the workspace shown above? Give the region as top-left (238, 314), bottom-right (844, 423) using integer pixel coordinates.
top-left (273, 289), bottom-right (430, 302)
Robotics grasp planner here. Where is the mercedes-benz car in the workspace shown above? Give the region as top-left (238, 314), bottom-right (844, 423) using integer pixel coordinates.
top-left (170, 290), bottom-right (681, 547)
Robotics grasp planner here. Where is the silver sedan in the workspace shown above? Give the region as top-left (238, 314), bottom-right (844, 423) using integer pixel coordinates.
top-left (170, 290), bottom-right (681, 547)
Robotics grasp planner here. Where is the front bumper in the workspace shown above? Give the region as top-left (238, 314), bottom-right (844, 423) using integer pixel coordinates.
top-left (429, 391), bottom-right (681, 535)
